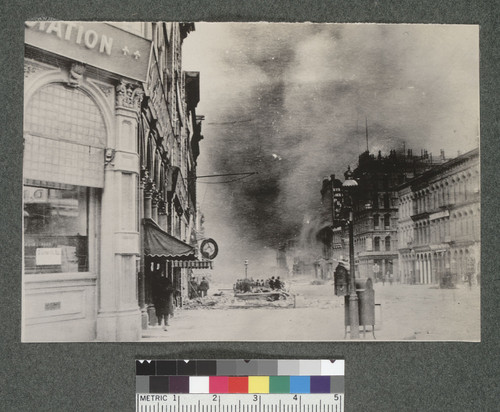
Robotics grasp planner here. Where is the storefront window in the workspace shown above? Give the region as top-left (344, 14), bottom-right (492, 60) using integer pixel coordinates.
top-left (24, 184), bottom-right (89, 274)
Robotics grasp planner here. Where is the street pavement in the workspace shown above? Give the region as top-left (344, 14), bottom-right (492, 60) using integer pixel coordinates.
top-left (141, 278), bottom-right (480, 342)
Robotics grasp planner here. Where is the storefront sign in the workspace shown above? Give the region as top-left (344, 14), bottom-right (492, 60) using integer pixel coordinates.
top-left (36, 248), bottom-right (62, 266)
top-left (25, 21), bottom-right (151, 82)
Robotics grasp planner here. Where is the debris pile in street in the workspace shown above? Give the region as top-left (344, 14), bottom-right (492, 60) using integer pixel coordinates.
top-left (182, 289), bottom-right (296, 310)
top-left (182, 295), bottom-right (231, 310)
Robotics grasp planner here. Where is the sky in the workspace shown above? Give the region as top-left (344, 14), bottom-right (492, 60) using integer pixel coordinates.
top-left (182, 23), bottom-right (479, 282)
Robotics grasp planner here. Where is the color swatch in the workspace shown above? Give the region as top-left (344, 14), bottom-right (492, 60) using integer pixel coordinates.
top-left (136, 359), bottom-right (344, 395)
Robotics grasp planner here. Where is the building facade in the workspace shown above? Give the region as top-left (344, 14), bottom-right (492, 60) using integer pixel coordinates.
top-left (22, 22), bottom-right (206, 342)
top-left (318, 149), bottom-right (447, 282)
top-left (139, 22), bottom-right (210, 329)
top-left (397, 148), bottom-right (480, 285)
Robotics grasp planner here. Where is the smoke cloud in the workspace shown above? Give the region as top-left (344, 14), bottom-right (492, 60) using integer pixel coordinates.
top-left (183, 23), bottom-right (479, 279)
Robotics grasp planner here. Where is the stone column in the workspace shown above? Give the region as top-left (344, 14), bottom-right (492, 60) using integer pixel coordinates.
top-left (138, 172), bottom-right (148, 329)
top-left (143, 178), bottom-right (153, 220)
top-left (96, 81), bottom-right (143, 341)
top-left (152, 191), bottom-right (159, 223)
top-left (158, 199), bottom-right (168, 231)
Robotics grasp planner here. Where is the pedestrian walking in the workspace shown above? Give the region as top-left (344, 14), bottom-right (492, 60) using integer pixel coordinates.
top-left (199, 277), bottom-right (210, 297)
top-left (466, 272), bottom-right (473, 290)
top-left (153, 272), bottom-right (175, 331)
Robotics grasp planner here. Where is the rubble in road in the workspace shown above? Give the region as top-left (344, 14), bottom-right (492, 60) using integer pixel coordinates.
top-left (182, 290), bottom-right (295, 310)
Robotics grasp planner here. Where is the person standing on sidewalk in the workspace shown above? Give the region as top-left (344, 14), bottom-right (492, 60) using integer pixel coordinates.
top-left (153, 272), bottom-right (175, 331)
top-left (199, 277), bottom-right (210, 297)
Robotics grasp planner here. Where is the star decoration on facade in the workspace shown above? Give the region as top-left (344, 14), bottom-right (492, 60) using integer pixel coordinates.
top-left (133, 50), bottom-right (141, 60)
top-left (122, 46), bottom-right (130, 55)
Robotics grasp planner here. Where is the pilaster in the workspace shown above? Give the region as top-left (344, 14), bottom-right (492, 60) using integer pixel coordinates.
top-left (96, 80), bottom-right (143, 341)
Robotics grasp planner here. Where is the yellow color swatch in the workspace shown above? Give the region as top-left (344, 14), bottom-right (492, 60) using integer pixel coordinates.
top-left (248, 376), bottom-right (270, 393)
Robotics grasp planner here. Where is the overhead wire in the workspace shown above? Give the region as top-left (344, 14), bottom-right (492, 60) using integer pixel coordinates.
top-left (197, 175), bottom-right (256, 184)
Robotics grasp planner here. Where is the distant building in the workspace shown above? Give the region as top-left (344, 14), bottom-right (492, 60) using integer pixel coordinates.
top-left (397, 147), bottom-right (480, 285)
top-left (318, 148), bottom-right (447, 282)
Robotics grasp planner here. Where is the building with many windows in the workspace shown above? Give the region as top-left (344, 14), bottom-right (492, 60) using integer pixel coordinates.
top-left (397, 147), bottom-right (480, 285)
top-left (318, 149), bottom-right (447, 282)
top-left (22, 22), bottom-right (208, 342)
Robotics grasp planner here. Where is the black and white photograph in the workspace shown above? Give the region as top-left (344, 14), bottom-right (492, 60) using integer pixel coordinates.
top-left (22, 21), bottom-right (480, 342)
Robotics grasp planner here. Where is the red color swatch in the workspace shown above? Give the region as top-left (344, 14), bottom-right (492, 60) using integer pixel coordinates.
top-left (228, 377), bottom-right (249, 393)
top-left (209, 376), bottom-right (229, 393)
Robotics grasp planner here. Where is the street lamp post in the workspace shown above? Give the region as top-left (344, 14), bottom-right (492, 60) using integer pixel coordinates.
top-left (343, 166), bottom-right (360, 339)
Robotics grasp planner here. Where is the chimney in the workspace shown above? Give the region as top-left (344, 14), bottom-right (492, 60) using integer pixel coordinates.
top-left (440, 149), bottom-right (445, 160)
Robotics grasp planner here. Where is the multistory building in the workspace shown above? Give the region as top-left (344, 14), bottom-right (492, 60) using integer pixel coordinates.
top-left (22, 22), bottom-right (207, 342)
top-left (397, 147), bottom-right (480, 285)
top-left (318, 148), bottom-right (447, 282)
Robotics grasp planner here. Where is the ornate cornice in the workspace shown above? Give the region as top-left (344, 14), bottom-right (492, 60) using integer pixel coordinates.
top-left (24, 61), bottom-right (49, 78)
top-left (97, 84), bottom-right (113, 97)
top-left (115, 80), bottom-right (144, 112)
top-left (151, 190), bottom-right (161, 206)
top-left (158, 198), bottom-right (167, 215)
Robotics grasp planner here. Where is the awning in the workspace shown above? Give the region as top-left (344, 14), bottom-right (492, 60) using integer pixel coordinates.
top-left (143, 218), bottom-right (195, 259)
top-left (171, 260), bottom-right (213, 269)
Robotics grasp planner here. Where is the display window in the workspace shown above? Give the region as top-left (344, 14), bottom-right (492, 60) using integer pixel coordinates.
top-left (23, 183), bottom-right (90, 274)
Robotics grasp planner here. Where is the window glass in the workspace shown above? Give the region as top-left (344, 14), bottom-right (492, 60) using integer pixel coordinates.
top-left (24, 83), bottom-right (106, 188)
top-left (24, 185), bottom-right (89, 274)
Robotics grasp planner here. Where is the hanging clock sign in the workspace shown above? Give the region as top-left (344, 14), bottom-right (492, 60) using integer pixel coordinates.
top-left (200, 238), bottom-right (218, 260)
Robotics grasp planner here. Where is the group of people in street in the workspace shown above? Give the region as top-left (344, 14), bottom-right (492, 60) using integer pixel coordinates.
top-left (234, 276), bottom-right (285, 293)
top-left (188, 276), bottom-right (210, 299)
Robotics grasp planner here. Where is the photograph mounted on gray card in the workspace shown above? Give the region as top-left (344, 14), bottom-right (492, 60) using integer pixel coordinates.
top-left (22, 22), bottom-right (480, 342)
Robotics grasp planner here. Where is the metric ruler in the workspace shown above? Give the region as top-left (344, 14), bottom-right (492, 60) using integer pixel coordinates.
top-left (136, 394), bottom-right (343, 412)
top-left (136, 359), bottom-right (344, 412)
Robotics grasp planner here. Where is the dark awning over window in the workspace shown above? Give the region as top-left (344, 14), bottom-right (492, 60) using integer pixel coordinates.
top-left (143, 218), bottom-right (195, 259)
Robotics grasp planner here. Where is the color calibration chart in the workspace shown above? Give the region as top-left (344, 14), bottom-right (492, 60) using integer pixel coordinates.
top-left (136, 359), bottom-right (344, 412)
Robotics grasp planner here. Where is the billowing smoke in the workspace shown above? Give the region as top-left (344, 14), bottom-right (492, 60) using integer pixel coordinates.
top-left (183, 23), bottom-right (479, 278)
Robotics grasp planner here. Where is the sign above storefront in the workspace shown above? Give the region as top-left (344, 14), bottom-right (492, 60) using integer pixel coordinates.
top-left (25, 21), bottom-right (151, 82)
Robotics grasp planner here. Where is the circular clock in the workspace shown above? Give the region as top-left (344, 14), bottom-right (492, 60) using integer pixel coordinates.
top-left (200, 238), bottom-right (218, 260)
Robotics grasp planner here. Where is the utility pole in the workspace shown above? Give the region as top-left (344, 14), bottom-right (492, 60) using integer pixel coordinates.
top-left (365, 117), bottom-right (369, 152)
top-left (343, 166), bottom-right (360, 339)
